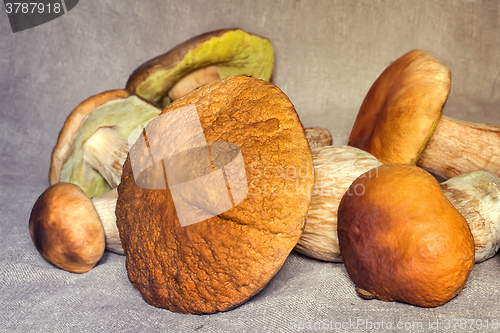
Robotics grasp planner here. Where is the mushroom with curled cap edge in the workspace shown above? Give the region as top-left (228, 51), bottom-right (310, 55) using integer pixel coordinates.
top-left (116, 76), bottom-right (314, 314)
top-left (348, 49), bottom-right (500, 180)
top-left (126, 28), bottom-right (274, 108)
top-left (49, 89), bottom-right (162, 199)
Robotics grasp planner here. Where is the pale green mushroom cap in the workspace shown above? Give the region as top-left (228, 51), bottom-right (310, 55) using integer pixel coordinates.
top-left (50, 90), bottom-right (161, 199)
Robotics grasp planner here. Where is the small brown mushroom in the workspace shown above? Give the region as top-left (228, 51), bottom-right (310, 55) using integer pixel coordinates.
top-left (126, 28), bottom-right (274, 108)
top-left (348, 49), bottom-right (500, 179)
top-left (441, 170), bottom-right (500, 263)
top-left (50, 90), bottom-right (161, 198)
top-left (29, 183), bottom-right (123, 273)
top-left (29, 183), bottom-right (106, 273)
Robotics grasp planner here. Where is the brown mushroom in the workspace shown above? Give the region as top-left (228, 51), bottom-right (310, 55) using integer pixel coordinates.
top-left (338, 164), bottom-right (475, 308)
top-left (126, 28), bottom-right (274, 108)
top-left (29, 183), bottom-right (106, 273)
top-left (348, 49), bottom-right (500, 179)
top-left (116, 76), bottom-right (314, 314)
top-left (50, 90), bottom-right (161, 198)
top-left (29, 183), bottom-right (123, 272)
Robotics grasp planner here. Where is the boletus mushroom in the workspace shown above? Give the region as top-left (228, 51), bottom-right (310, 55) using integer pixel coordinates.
top-left (29, 182), bottom-right (123, 270)
top-left (338, 164), bottom-right (475, 308)
top-left (116, 76), bottom-right (315, 314)
top-left (29, 183), bottom-right (107, 273)
top-left (126, 28), bottom-right (274, 108)
top-left (295, 146), bottom-right (382, 261)
top-left (50, 90), bottom-right (161, 198)
top-left (348, 49), bottom-right (500, 179)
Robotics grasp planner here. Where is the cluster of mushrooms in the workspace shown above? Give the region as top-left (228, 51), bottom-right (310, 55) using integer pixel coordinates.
top-left (29, 29), bottom-right (500, 313)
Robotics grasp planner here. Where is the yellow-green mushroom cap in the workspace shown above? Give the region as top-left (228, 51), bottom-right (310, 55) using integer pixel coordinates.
top-left (125, 28), bottom-right (274, 108)
top-left (348, 50), bottom-right (451, 165)
top-left (50, 90), bottom-right (162, 199)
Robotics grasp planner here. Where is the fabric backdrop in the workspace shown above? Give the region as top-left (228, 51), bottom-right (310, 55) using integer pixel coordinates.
top-left (1, 1), bottom-right (500, 332)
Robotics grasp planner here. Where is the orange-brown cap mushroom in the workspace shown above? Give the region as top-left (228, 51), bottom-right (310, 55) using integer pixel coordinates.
top-left (348, 49), bottom-right (451, 165)
top-left (349, 49), bottom-right (500, 179)
top-left (50, 90), bottom-right (161, 198)
top-left (338, 164), bottom-right (475, 308)
top-left (126, 28), bottom-right (274, 108)
top-left (116, 76), bottom-right (314, 314)
top-left (29, 182), bottom-right (105, 273)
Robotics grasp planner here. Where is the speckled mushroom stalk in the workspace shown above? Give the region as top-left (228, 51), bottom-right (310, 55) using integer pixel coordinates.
top-left (440, 170), bottom-right (500, 263)
top-left (418, 117), bottom-right (500, 180)
top-left (295, 146), bottom-right (382, 262)
top-left (91, 188), bottom-right (123, 254)
top-left (304, 127), bottom-right (333, 149)
top-left (82, 127), bottom-right (129, 188)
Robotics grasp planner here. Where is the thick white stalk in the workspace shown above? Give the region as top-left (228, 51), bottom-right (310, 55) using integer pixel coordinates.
top-left (91, 188), bottom-right (123, 255)
top-left (83, 127), bottom-right (128, 188)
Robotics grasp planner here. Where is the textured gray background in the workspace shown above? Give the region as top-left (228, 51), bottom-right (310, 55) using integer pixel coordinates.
top-left (1, 1), bottom-right (500, 332)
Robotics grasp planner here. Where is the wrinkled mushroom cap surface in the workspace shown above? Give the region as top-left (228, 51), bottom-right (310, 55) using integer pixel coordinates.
top-left (50, 90), bottom-right (161, 198)
top-left (126, 28), bottom-right (274, 107)
top-left (116, 76), bottom-right (314, 314)
top-left (29, 182), bottom-right (105, 273)
top-left (338, 164), bottom-right (475, 308)
top-left (348, 50), bottom-right (451, 165)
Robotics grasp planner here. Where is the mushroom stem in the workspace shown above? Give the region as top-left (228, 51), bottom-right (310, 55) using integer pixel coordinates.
top-left (418, 116), bottom-right (500, 179)
top-left (168, 65), bottom-right (220, 101)
top-left (91, 188), bottom-right (123, 255)
top-left (305, 127), bottom-right (333, 149)
top-left (440, 171), bottom-right (500, 263)
top-left (83, 127), bottom-right (128, 188)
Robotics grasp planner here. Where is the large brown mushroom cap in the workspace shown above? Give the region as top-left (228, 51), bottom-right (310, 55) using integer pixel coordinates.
top-left (116, 76), bottom-right (314, 314)
top-left (126, 28), bottom-right (274, 107)
top-left (29, 182), bottom-right (105, 273)
top-left (348, 50), bottom-right (451, 165)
